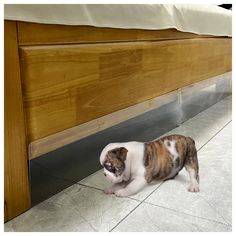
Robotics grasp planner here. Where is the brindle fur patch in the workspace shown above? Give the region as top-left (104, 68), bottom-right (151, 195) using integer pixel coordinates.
top-left (144, 135), bottom-right (199, 183)
top-left (104, 147), bottom-right (128, 177)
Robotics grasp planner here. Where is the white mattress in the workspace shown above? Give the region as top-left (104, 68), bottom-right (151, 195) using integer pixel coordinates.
top-left (4, 4), bottom-right (232, 36)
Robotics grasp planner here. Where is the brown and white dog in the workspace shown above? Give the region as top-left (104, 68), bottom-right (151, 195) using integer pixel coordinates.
top-left (100, 134), bottom-right (199, 197)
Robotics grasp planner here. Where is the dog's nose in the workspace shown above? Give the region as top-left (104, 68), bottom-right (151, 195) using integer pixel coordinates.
top-left (104, 173), bottom-right (106, 176)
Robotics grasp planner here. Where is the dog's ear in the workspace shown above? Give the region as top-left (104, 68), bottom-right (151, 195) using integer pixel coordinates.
top-left (108, 147), bottom-right (128, 161)
top-left (118, 147), bottom-right (128, 161)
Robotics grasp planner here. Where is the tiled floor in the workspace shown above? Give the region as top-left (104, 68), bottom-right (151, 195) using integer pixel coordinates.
top-left (5, 96), bottom-right (232, 232)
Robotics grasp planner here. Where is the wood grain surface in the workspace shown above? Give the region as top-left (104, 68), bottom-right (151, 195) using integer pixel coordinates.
top-left (19, 38), bottom-right (232, 143)
top-left (29, 91), bottom-right (178, 159)
top-left (4, 21), bottom-right (31, 222)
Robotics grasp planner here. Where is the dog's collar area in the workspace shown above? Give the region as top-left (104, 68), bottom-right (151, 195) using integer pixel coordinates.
top-left (104, 163), bottom-right (116, 173)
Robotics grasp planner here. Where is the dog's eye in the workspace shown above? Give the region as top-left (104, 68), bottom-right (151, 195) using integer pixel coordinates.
top-left (107, 166), bottom-right (113, 171)
top-left (104, 164), bottom-right (115, 173)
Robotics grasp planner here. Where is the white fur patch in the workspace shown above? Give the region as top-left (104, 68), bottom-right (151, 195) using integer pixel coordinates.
top-left (164, 140), bottom-right (179, 162)
top-left (100, 141), bottom-right (147, 196)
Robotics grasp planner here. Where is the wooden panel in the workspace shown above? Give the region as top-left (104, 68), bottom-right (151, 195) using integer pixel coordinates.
top-left (4, 21), bottom-right (31, 222)
top-left (29, 91), bottom-right (178, 159)
top-left (17, 21), bottom-right (216, 46)
top-left (29, 70), bottom-right (231, 159)
top-left (19, 38), bottom-right (232, 143)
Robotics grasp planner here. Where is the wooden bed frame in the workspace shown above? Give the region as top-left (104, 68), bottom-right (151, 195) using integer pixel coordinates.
top-left (4, 20), bottom-right (232, 222)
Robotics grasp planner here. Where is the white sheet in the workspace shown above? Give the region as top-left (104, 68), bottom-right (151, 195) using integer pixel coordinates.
top-left (4, 4), bottom-right (232, 36)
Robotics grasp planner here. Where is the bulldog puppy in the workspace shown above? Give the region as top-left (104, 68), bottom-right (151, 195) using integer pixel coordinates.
top-left (100, 134), bottom-right (199, 197)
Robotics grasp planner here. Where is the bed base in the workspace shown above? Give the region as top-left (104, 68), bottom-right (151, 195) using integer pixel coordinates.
top-left (4, 20), bottom-right (232, 221)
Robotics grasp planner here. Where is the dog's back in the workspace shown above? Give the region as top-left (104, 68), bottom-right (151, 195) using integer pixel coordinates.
top-left (144, 135), bottom-right (198, 185)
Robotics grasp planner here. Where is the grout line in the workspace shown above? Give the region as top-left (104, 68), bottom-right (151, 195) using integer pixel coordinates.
top-left (196, 120), bottom-right (231, 153)
top-left (196, 193), bottom-right (232, 226)
top-left (75, 182), bottom-right (104, 192)
top-left (150, 178), bottom-right (232, 228)
top-left (109, 182), bottom-right (165, 231)
top-left (109, 202), bottom-right (143, 232)
top-left (143, 202), bottom-right (231, 227)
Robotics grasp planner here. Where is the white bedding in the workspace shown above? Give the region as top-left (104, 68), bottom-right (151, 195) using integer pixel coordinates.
top-left (4, 4), bottom-right (232, 36)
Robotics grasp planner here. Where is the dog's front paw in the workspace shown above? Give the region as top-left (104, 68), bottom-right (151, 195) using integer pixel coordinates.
top-left (103, 188), bottom-right (115, 194)
top-left (114, 189), bottom-right (128, 197)
top-left (188, 184), bottom-right (200, 192)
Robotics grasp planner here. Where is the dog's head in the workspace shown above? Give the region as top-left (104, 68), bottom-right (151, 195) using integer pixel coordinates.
top-left (100, 146), bottom-right (128, 184)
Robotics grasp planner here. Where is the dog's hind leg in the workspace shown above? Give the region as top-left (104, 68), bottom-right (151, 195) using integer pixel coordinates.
top-left (185, 137), bottom-right (200, 192)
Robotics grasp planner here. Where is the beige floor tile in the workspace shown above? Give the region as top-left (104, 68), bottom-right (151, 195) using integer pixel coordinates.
top-left (113, 203), bottom-right (231, 232)
top-left (5, 184), bottom-right (139, 232)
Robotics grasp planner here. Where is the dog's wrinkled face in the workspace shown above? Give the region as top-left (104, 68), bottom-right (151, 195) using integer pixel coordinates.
top-left (102, 147), bottom-right (128, 184)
